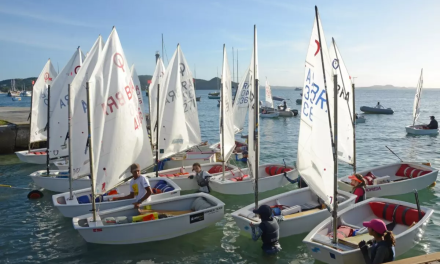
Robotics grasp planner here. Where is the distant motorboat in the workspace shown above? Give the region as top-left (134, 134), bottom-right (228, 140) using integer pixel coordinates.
top-left (12, 96), bottom-right (21, 101)
top-left (295, 87), bottom-right (302, 91)
top-left (208, 92), bottom-right (220, 96)
top-left (360, 105), bottom-right (394, 114)
top-left (272, 95), bottom-right (287, 101)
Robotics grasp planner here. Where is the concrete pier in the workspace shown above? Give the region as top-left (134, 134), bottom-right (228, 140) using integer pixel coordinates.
top-left (0, 107), bottom-right (45, 154)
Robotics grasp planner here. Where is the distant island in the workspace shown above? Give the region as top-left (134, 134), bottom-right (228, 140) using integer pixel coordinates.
top-left (0, 76), bottom-right (415, 93)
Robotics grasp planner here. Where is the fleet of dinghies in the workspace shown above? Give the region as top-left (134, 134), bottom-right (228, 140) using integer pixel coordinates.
top-left (16, 6), bottom-right (437, 261)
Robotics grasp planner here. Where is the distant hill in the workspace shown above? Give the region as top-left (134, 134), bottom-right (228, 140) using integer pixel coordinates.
top-left (357, 85), bottom-right (414, 89)
top-left (0, 78), bottom-right (37, 92)
top-left (0, 76), bottom-right (240, 92)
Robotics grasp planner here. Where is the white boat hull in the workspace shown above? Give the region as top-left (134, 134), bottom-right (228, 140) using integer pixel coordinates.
top-left (144, 162), bottom-right (238, 191)
top-left (209, 164), bottom-right (297, 195)
top-left (163, 152), bottom-right (217, 170)
top-left (338, 162), bottom-right (438, 198)
top-left (29, 170), bottom-right (90, 192)
top-left (54, 160), bottom-right (69, 170)
top-left (303, 198), bottom-right (433, 264)
top-left (15, 148), bottom-right (48, 164)
top-left (52, 178), bottom-right (181, 217)
top-left (355, 116), bottom-right (366, 124)
top-left (405, 125), bottom-right (439, 135)
top-left (231, 188), bottom-right (356, 237)
top-left (73, 193), bottom-right (225, 244)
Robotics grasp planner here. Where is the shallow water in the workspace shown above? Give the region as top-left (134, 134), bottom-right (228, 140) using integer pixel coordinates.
top-left (0, 88), bottom-right (439, 263)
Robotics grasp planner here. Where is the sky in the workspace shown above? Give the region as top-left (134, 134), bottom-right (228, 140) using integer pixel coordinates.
top-left (1, 0), bottom-right (439, 88)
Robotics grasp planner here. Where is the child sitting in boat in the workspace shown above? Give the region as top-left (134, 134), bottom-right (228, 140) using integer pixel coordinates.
top-left (358, 219), bottom-right (396, 264)
top-left (235, 151), bottom-right (248, 163)
top-left (249, 205), bottom-right (282, 255)
top-left (349, 174), bottom-right (367, 203)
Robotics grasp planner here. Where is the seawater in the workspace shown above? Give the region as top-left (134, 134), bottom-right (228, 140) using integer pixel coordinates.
top-left (0, 88), bottom-right (439, 264)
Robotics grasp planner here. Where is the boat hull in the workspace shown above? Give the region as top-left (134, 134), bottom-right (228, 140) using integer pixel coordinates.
top-left (209, 164), bottom-right (297, 195)
top-left (360, 106), bottom-right (394, 114)
top-left (260, 112), bottom-right (279, 118)
top-left (29, 170), bottom-right (91, 192)
top-left (208, 95), bottom-right (220, 99)
top-left (338, 162), bottom-right (438, 198)
top-left (144, 162), bottom-right (238, 191)
top-left (355, 117), bottom-right (366, 124)
top-left (15, 148), bottom-right (48, 164)
top-left (231, 188), bottom-right (356, 237)
top-left (73, 193), bottom-right (225, 244)
top-left (405, 125), bottom-right (439, 135)
top-left (303, 197), bottom-right (433, 264)
top-left (52, 178), bottom-right (181, 217)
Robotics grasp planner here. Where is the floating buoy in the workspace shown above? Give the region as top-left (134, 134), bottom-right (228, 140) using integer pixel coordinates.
top-left (27, 190), bottom-right (44, 199)
top-left (429, 182), bottom-right (436, 188)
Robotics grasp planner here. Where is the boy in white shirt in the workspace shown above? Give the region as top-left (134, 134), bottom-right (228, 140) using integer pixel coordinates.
top-left (112, 163), bottom-right (152, 208)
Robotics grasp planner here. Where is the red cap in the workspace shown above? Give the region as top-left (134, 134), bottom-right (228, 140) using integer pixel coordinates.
top-left (363, 219), bottom-right (387, 235)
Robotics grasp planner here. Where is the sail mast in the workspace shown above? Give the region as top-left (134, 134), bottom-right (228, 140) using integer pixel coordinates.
top-left (28, 79), bottom-right (35, 152)
top-left (253, 24), bottom-right (259, 209)
top-left (315, 6), bottom-right (338, 244)
top-left (221, 44), bottom-right (226, 181)
top-left (85, 82), bottom-right (97, 222)
top-left (68, 84), bottom-right (73, 200)
top-left (46, 85), bottom-right (51, 177)
top-left (155, 81), bottom-right (160, 177)
top-left (352, 83), bottom-right (357, 174)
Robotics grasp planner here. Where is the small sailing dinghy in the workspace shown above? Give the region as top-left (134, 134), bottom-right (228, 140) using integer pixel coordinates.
top-left (232, 20), bottom-right (356, 235)
top-left (73, 30), bottom-right (224, 244)
top-left (355, 114), bottom-right (366, 124)
top-left (302, 8), bottom-right (434, 264)
top-left (231, 187), bottom-right (355, 237)
top-left (303, 197), bottom-right (434, 264)
top-left (15, 59), bottom-right (58, 164)
top-left (209, 30), bottom-right (296, 195)
top-left (73, 192), bottom-right (224, 244)
top-left (28, 37), bottom-right (100, 192)
top-left (338, 162), bottom-right (438, 198)
top-left (405, 69), bottom-right (439, 135)
top-left (53, 177), bottom-right (181, 217)
top-left (260, 78), bottom-right (280, 118)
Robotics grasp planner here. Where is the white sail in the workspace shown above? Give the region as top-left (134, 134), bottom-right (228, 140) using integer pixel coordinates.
top-left (232, 66), bottom-right (251, 133)
top-left (88, 28), bottom-right (153, 194)
top-left (130, 64), bottom-right (146, 126)
top-left (264, 78), bottom-right (274, 108)
top-left (412, 69), bottom-right (423, 125)
top-left (30, 59), bottom-right (58, 143)
top-left (296, 15), bottom-right (335, 210)
top-left (220, 45), bottom-right (236, 160)
top-left (49, 47), bottom-right (85, 159)
top-left (70, 36), bottom-right (104, 179)
top-left (157, 45), bottom-right (200, 160)
top-left (148, 58), bottom-right (166, 146)
top-left (178, 47), bottom-right (201, 147)
top-left (248, 32), bottom-right (259, 180)
top-left (329, 39), bottom-right (354, 165)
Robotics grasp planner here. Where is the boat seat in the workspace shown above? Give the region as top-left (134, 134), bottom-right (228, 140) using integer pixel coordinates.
top-left (373, 175), bottom-right (391, 185)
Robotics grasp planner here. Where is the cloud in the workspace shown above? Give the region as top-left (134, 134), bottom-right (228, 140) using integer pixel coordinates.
top-left (0, 5), bottom-right (102, 29)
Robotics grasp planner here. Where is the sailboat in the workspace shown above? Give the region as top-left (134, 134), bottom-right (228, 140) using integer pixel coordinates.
top-left (15, 59), bottom-right (58, 164)
top-left (231, 22), bottom-right (355, 234)
top-left (405, 70), bottom-right (439, 135)
top-left (73, 29), bottom-right (224, 244)
top-left (260, 78), bottom-right (279, 118)
top-left (302, 7), bottom-right (434, 264)
top-left (209, 27), bottom-right (297, 196)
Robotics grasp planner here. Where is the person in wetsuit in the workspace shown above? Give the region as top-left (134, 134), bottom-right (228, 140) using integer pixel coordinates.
top-left (250, 205), bottom-right (282, 255)
top-left (349, 173), bottom-right (367, 203)
top-left (235, 150), bottom-right (248, 163)
top-left (188, 162), bottom-right (212, 193)
top-left (358, 219), bottom-right (396, 264)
